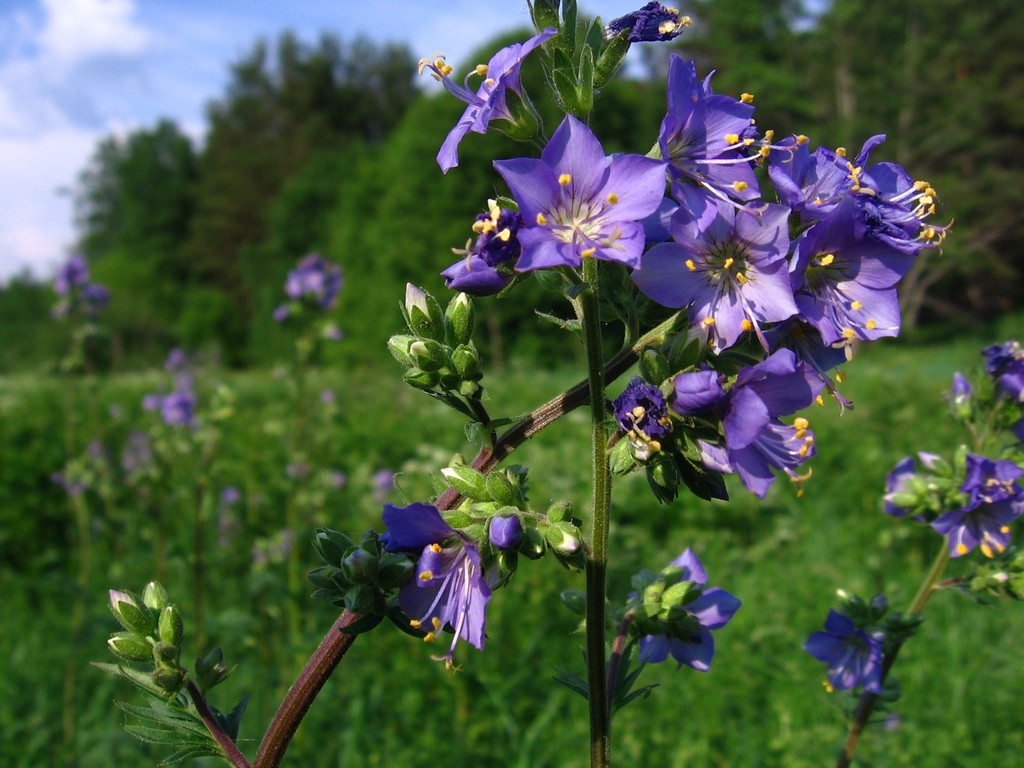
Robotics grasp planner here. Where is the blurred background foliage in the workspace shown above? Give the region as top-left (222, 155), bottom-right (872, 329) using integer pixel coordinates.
top-left (0, 0), bottom-right (1021, 372)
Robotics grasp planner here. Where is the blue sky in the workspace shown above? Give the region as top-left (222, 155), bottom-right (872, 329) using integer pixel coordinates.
top-left (0, 0), bottom-right (650, 282)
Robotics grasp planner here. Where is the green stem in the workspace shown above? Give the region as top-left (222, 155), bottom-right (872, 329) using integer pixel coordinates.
top-left (835, 545), bottom-right (951, 768)
top-left (579, 258), bottom-right (612, 767)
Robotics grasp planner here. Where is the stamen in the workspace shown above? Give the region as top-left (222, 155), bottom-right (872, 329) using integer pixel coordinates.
top-left (419, 570), bottom-right (434, 581)
top-left (558, 173), bottom-right (572, 185)
top-left (740, 92), bottom-right (754, 103)
top-left (474, 64), bottom-right (488, 76)
top-left (429, 543), bottom-right (442, 553)
top-left (703, 317), bottom-right (716, 326)
top-left (741, 318), bottom-right (753, 331)
top-left (536, 212), bottom-right (548, 225)
top-left (606, 193), bottom-right (619, 204)
top-left (685, 259), bottom-right (697, 271)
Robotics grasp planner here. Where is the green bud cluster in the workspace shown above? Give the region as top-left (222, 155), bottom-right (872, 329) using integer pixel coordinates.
top-left (438, 462), bottom-right (586, 576)
top-left (968, 547), bottom-right (1024, 600)
top-left (392, 286), bottom-right (485, 406)
top-left (309, 528), bottom-right (416, 635)
top-left (106, 581), bottom-right (188, 694)
top-left (626, 565), bottom-right (705, 643)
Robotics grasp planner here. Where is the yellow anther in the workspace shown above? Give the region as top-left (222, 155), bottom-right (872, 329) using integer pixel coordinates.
top-left (732, 180), bottom-right (748, 192)
top-left (536, 212), bottom-right (548, 225)
top-left (980, 543), bottom-right (994, 559)
top-left (648, 440), bottom-right (662, 452)
top-left (914, 180), bottom-right (929, 191)
top-left (842, 328), bottom-right (857, 341)
top-left (836, 147), bottom-right (847, 157)
top-left (685, 259), bottom-right (697, 271)
top-left (419, 570), bottom-right (433, 581)
top-left (835, 371), bottom-right (846, 383)
top-left (741, 318), bottom-right (753, 331)
top-left (429, 543), bottom-right (442, 553)
top-left (723, 257), bottom-right (734, 269)
top-left (632, 406), bottom-right (646, 419)
top-left (957, 543), bottom-right (968, 555)
top-left (497, 228), bottom-right (511, 242)
top-left (759, 145), bottom-right (771, 158)
top-left (409, 619), bottom-right (422, 628)
top-left (725, 133), bottom-right (740, 145)
top-left (865, 319), bottom-right (877, 330)
top-left (850, 300), bottom-right (863, 311)
top-left (815, 394), bottom-right (825, 406)
top-left (819, 253), bottom-right (835, 266)
top-left (1001, 525), bottom-right (1011, 533)
top-left (740, 92), bottom-right (754, 103)
top-left (703, 317), bottom-right (716, 326)
top-left (794, 417), bottom-right (809, 430)
top-left (680, 15), bottom-right (693, 26)
top-left (764, 129), bottom-right (775, 141)
top-left (606, 192), bottom-right (619, 204)
top-left (581, 247), bottom-right (596, 258)
top-left (736, 272), bottom-right (748, 284)
top-left (558, 173), bottom-right (572, 185)
top-left (823, 680), bottom-right (834, 693)
top-left (658, 20), bottom-right (677, 34)
top-left (796, 134), bottom-right (808, 144)
top-left (432, 617), bottom-right (442, 631)
top-left (423, 631), bottom-right (436, 643)
top-left (474, 64), bottom-right (489, 76)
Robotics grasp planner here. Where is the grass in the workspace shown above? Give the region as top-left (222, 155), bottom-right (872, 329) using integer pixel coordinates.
top-left (1, 331), bottom-right (1023, 767)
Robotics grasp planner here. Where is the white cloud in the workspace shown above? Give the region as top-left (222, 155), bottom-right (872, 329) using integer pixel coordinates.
top-left (39, 0), bottom-right (150, 70)
top-left (0, 126), bottom-right (97, 280)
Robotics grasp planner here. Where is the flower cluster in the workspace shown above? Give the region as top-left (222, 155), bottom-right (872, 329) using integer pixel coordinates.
top-left (143, 349), bottom-right (197, 428)
top-left (274, 253), bottom-right (343, 323)
top-left (52, 254), bottom-right (110, 319)
top-left (804, 608), bottom-right (884, 694)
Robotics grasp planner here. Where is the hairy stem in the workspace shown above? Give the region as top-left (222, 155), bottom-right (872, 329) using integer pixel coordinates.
top-left (580, 258), bottom-right (612, 767)
top-left (835, 546), bottom-right (950, 768)
top-left (253, 611), bottom-right (362, 768)
top-left (187, 681), bottom-right (253, 768)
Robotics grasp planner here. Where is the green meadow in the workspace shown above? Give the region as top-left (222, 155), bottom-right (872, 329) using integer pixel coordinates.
top-left (2, 319), bottom-right (1022, 768)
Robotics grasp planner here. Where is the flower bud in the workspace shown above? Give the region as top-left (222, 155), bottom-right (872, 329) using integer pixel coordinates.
top-left (404, 283), bottom-right (444, 340)
top-left (141, 581), bottom-right (169, 613)
top-left (950, 372), bottom-right (973, 420)
top-left (546, 521), bottom-right (580, 555)
top-left (545, 500), bottom-right (574, 523)
top-left (520, 526), bottom-right (547, 559)
top-left (444, 293), bottom-right (475, 346)
top-left (194, 646), bottom-right (230, 693)
top-left (485, 471), bottom-right (519, 506)
top-left (341, 547), bottom-right (378, 583)
top-left (387, 334), bottom-right (417, 367)
top-left (412, 339), bottom-right (449, 372)
top-left (153, 640), bottom-right (180, 665)
top-left (403, 367), bottom-right (440, 390)
top-left (109, 589), bottom-right (155, 635)
top-left (152, 666), bottom-right (185, 694)
top-left (107, 631), bottom-right (153, 663)
top-left (671, 369), bottom-right (727, 415)
top-left (441, 465), bottom-right (489, 500)
top-left (158, 605), bottom-right (184, 647)
top-left (489, 516), bottom-right (524, 550)
top-left (451, 344), bottom-right (481, 380)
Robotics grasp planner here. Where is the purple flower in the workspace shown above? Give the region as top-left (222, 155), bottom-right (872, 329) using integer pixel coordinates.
top-left (81, 283), bottom-right (110, 313)
top-left (284, 253), bottom-right (342, 309)
top-left (670, 368), bottom-right (727, 415)
top-left (637, 548), bottom-right (741, 672)
top-left (791, 196), bottom-right (911, 348)
top-left (373, 469), bottom-right (396, 501)
top-left (606, 2), bottom-right (691, 42)
top-left (882, 452), bottom-right (941, 518)
top-left (613, 378), bottom-right (672, 458)
top-left (420, 28), bottom-right (556, 173)
top-left (160, 389), bottom-right (196, 428)
top-left (932, 455), bottom-right (1024, 557)
top-left (220, 486), bottom-right (241, 506)
top-left (770, 135), bottom-right (946, 254)
top-left (442, 200), bottom-right (522, 295)
top-left (383, 502), bottom-right (492, 663)
top-left (632, 191), bottom-right (798, 352)
top-left (494, 115), bottom-right (667, 270)
top-left (658, 57), bottom-right (760, 203)
top-left (982, 341), bottom-right (1024, 402)
top-left (54, 255), bottom-right (90, 295)
top-left (685, 350), bottom-right (824, 498)
top-left (764, 319), bottom-right (854, 411)
top-left (804, 610), bottom-right (884, 693)
top-left (488, 516), bottom-right (524, 550)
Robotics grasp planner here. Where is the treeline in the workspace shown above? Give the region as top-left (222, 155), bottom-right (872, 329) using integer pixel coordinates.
top-left (2, 0), bottom-right (1021, 372)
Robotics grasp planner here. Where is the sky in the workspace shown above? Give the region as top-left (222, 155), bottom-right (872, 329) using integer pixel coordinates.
top-left (0, 0), bottom-right (653, 284)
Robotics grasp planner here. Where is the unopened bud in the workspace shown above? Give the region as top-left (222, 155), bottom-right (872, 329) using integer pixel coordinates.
top-left (485, 471), bottom-right (518, 506)
top-left (451, 344), bottom-right (481, 380)
top-left (141, 581), bottom-right (169, 612)
top-left (341, 547), bottom-right (378, 583)
top-left (387, 334), bottom-right (417, 367)
top-left (546, 521), bottom-right (580, 555)
top-left (489, 516), bottom-right (524, 550)
top-left (158, 605), bottom-right (184, 647)
top-left (107, 631), bottom-right (153, 663)
top-left (445, 293), bottom-right (475, 346)
top-left (108, 589), bottom-right (155, 635)
top-left (403, 283), bottom-right (444, 339)
top-left (152, 666), bottom-right (185, 694)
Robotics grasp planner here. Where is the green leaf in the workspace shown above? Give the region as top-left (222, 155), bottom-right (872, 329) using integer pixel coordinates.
top-left (158, 745), bottom-right (223, 766)
top-left (535, 311), bottom-right (582, 333)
